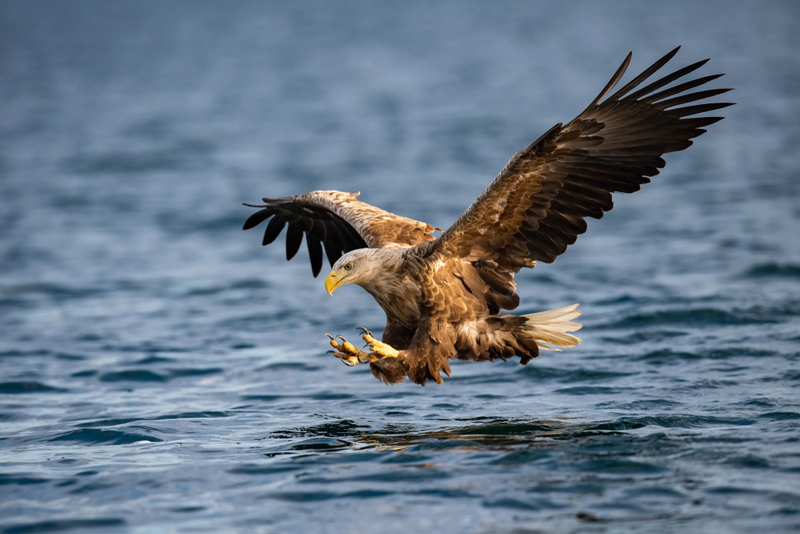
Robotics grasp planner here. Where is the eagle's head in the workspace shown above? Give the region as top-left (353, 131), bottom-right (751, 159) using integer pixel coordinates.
top-left (324, 248), bottom-right (392, 295)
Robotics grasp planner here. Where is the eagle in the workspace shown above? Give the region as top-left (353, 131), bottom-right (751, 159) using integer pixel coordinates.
top-left (243, 47), bottom-right (732, 386)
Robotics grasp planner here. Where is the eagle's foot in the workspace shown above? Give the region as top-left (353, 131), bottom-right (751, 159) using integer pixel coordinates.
top-left (326, 333), bottom-right (377, 366)
top-left (357, 327), bottom-right (399, 359)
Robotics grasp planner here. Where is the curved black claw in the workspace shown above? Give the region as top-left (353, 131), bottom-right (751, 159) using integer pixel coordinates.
top-left (325, 333), bottom-right (334, 340)
top-left (357, 326), bottom-right (374, 337)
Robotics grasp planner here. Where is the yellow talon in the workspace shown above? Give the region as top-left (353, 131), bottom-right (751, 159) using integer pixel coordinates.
top-left (359, 330), bottom-right (399, 359)
top-left (325, 330), bottom-right (398, 367)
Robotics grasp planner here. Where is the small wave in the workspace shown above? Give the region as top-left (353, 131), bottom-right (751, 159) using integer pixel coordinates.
top-left (554, 386), bottom-right (624, 395)
top-left (227, 463), bottom-right (302, 475)
top-left (2, 518), bottom-right (126, 534)
top-left (166, 367), bottom-right (223, 378)
top-left (585, 414), bottom-right (754, 431)
top-left (271, 419), bottom-right (367, 439)
top-left (601, 330), bottom-right (687, 345)
top-left (520, 366), bottom-right (635, 382)
top-left (0, 381), bottom-right (68, 394)
top-left (76, 411), bottom-right (228, 428)
top-left (0, 474), bottom-right (48, 486)
top-left (99, 370), bottom-right (167, 382)
top-left (758, 411), bottom-right (800, 421)
top-left (597, 307), bottom-right (776, 329)
top-left (50, 428), bottom-right (163, 445)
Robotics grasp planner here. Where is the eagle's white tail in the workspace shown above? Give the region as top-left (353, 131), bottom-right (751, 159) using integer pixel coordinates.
top-left (523, 303), bottom-right (582, 351)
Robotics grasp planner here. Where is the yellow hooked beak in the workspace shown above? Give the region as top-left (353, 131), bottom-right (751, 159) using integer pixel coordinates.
top-left (324, 270), bottom-right (349, 295)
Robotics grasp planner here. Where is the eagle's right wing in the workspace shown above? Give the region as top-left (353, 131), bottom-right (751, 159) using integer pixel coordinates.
top-left (243, 190), bottom-right (437, 277)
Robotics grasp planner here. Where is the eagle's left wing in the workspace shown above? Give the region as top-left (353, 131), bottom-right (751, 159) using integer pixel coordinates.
top-left (244, 190), bottom-right (437, 277)
top-left (415, 47), bottom-right (733, 272)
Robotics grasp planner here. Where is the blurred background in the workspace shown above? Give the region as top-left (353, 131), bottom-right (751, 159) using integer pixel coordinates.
top-left (1, 1), bottom-right (799, 533)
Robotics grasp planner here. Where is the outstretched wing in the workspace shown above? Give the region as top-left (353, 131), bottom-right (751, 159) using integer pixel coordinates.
top-left (417, 47), bottom-right (733, 272)
top-left (243, 190), bottom-right (437, 277)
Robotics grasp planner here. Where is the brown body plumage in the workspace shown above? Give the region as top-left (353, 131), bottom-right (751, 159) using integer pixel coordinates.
top-left (243, 47), bottom-right (732, 385)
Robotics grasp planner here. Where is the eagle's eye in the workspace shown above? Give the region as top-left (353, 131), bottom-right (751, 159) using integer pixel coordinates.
top-left (344, 262), bottom-right (353, 271)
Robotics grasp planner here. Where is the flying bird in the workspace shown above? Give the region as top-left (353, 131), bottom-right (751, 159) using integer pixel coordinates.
top-left (243, 47), bottom-right (732, 386)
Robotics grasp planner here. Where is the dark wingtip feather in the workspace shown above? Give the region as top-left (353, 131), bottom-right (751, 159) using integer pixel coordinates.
top-left (262, 216), bottom-right (286, 246)
top-left (307, 234), bottom-right (324, 277)
top-left (243, 209), bottom-right (272, 231)
top-left (285, 223), bottom-right (303, 260)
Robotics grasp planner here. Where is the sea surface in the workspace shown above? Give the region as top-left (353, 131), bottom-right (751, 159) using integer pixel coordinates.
top-left (1, 1), bottom-right (799, 533)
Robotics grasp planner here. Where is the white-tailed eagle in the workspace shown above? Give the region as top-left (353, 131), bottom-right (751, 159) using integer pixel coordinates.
top-left (244, 47), bottom-right (732, 385)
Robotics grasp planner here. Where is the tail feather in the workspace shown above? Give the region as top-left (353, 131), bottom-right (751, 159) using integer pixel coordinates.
top-left (523, 303), bottom-right (582, 351)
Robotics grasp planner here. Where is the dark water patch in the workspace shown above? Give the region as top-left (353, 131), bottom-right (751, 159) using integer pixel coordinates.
top-left (586, 414), bottom-right (754, 431)
top-left (635, 349), bottom-right (699, 365)
top-left (519, 366), bottom-right (635, 382)
top-left (601, 330), bottom-right (687, 345)
top-left (597, 308), bottom-right (776, 329)
top-left (457, 419), bottom-right (564, 436)
top-left (301, 467), bottom-right (443, 484)
top-left (725, 454), bottom-right (770, 469)
top-left (0, 349), bottom-right (50, 359)
top-left (271, 419), bottom-right (367, 439)
top-left (615, 399), bottom-right (684, 410)
top-left (50, 429), bottom-right (163, 445)
top-left (76, 418), bottom-right (140, 428)
top-left (170, 506), bottom-right (206, 514)
top-left (287, 438), bottom-right (352, 452)
top-left (744, 397), bottom-right (780, 408)
top-left (593, 294), bottom-right (640, 305)
top-left (489, 449), bottom-right (551, 465)
top-left (239, 394), bottom-right (281, 402)
top-left (0, 382), bottom-right (67, 394)
top-left (134, 356), bottom-right (175, 365)
top-left (410, 488), bottom-right (476, 498)
top-left (70, 370), bottom-right (96, 378)
top-left (483, 497), bottom-right (563, 511)
top-left (68, 482), bottom-right (118, 495)
top-left (528, 482), bottom-right (605, 495)
top-left (0, 474), bottom-right (48, 485)
top-left (2, 518), bottom-right (126, 534)
top-left (745, 263), bottom-right (800, 278)
top-left (554, 386), bottom-right (624, 395)
top-left (76, 411), bottom-right (228, 428)
top-left (306, 392), bottom-right (355, 401)
top-left (266, 489), bottom-right (390, 502)
top-left (578, 458), bottom-right (665, 475)
top-left (166, 367), bottom-right (223, 378)
top-left (759, 412), bottom-right (800, 421)
top-left (99, 370), bottom-right (166, 382)
top-left (682, 379), bottom-right (739, 389)
top-left (227, 463), bottom-right (302, 475)
top-left (0, 283), bottom-right (106, 301)
top-left (258, 362), bottom-right (321, 372)
top-left (55, 353), bottom-right (86, 361)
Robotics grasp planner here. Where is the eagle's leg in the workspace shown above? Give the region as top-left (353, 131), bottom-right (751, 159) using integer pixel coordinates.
top-left (357, 327), bottom-right (399, 359)
top-left (326, 334), bottom-right (379, 366)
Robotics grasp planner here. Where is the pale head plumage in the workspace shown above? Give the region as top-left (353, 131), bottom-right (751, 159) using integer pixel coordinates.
top-left (325, 248), bottom-right (403, 295)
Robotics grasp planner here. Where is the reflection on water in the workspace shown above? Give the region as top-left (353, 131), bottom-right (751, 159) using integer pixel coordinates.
top-left (2, 0), bottom-right (800, 533)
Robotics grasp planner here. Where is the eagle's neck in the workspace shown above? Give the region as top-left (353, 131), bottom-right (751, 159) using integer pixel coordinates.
top-left (357, 248), bottom-right (421, 327)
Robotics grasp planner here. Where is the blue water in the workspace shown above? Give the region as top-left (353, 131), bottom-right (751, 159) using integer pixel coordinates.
top-left (1, 1), bottom-right (799, 532)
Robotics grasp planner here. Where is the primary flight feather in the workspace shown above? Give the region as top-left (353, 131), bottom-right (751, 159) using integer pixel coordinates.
top-left (243, 47), bottom-right (732, 385)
